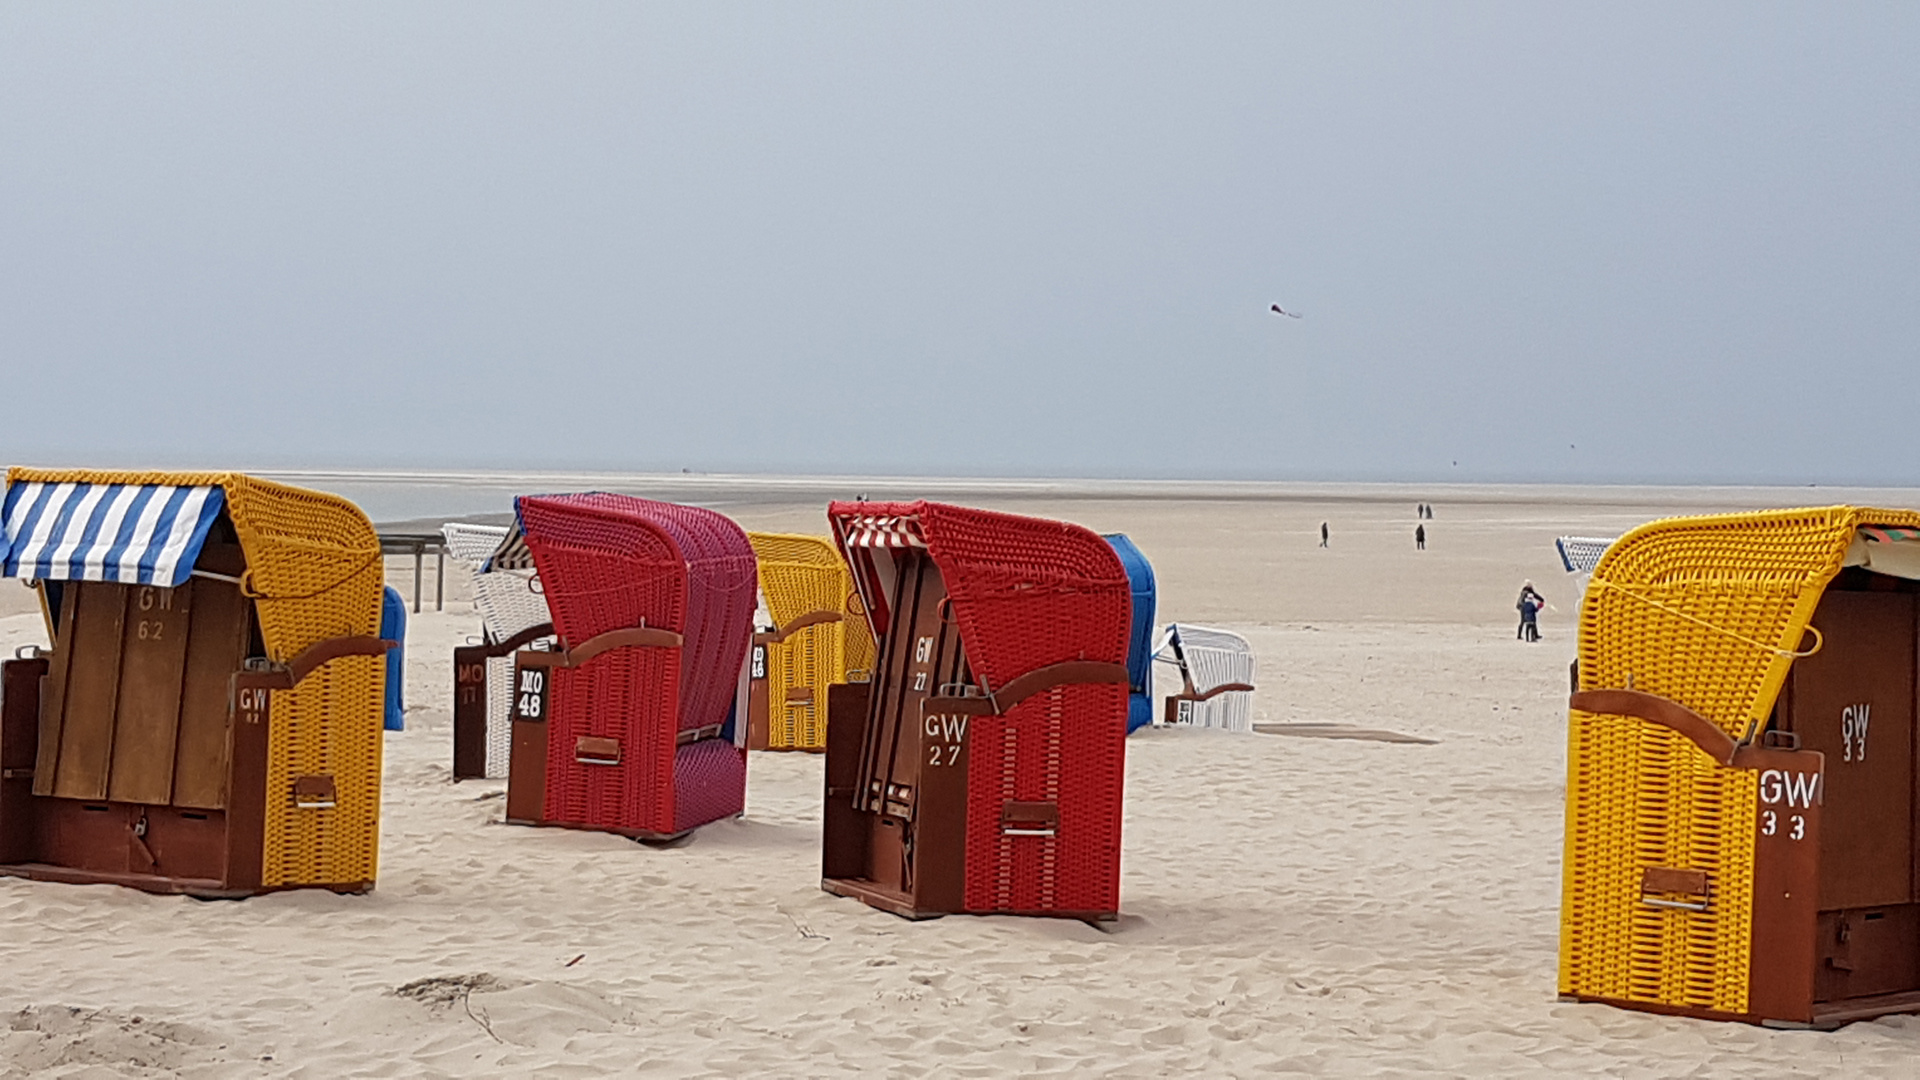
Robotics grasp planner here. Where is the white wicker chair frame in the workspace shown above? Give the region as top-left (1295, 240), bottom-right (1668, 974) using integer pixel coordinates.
top-left (1554, 536), bottom-right (1616, 575)
top-left (1152, 623), bottom-right (1256, 733)
top-left (442, 522), bottom-right (555, 778)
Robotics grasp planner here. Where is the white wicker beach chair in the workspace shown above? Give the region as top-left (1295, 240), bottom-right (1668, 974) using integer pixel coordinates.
top-left (1554, 536), bottom-right (1616, 575)
top-left (441, 521), bottom-right (507, 564)
top-left (442, 522), bottom-right (554, 778)
top-left (1152, 623), bottom-right (1256, 732)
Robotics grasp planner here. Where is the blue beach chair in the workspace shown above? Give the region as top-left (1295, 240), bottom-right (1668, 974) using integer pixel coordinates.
top-left (1102, 534), bottom-right (1157, 734)
top-left (381, 585), bottom-right (406, 731)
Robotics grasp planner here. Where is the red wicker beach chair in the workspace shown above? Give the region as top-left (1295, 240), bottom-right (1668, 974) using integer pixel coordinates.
top-left (497, 493), bottom-right (755, 840)
top-left (822, 501), bottom-right (1132, 919)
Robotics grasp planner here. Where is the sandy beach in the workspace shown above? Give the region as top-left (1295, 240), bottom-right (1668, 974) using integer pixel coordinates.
top-left (5, 481), bottom-right (1920, 1076)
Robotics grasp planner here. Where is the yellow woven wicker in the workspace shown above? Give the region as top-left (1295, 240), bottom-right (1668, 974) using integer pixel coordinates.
top-left (1559, 505), bottom-right (1920, 1015)
top-left (7, 468), bottom-right (385, 889)
top-left (747, 532), bottom-right (873, 751)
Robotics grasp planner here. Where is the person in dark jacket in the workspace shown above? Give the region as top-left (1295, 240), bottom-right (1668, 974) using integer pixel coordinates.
top-left (1415, 524), bottom-right (1426, 550)
top-left (1517, 582), bottom-right (1544, 642)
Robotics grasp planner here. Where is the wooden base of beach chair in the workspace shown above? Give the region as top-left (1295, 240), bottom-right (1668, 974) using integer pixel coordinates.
top-left (1561, 988), bottom-right (1920, 1030)
top-left (820, 876), bottom-right (1116, 923)
top-left (0, 863), bottom-right (370, 899)
top-left (452, 644), bottom-right (492, 779)
top-left (1, 621), bottom-right (390, 899)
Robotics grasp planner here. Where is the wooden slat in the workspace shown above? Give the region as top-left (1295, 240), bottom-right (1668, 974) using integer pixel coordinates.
top-left (224, 673), bottom-right (275, 890)
top-left (31, 584), bottom-right (81, 797)
top-left (172, 577), bottom-right (250, 810)
top-left (107, 583), bottom-right (195, 805)
top-left (1, 657), bottom-right (49, 863)
top-left (51, 584), bottom-right (129, 800)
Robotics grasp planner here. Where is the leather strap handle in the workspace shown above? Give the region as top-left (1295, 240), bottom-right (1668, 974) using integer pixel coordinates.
top-left (1168, 681), bottom-right (1255, 703)
top-left (754, 609), bottom-right (843, 646)
top-left (1571, 689), bottom-right (1738, 767)
top-left (517, 626), bottom-right (685, 669)
top-left (926, 660), bottom-right (1130, 717)
top-left (471, 623), bottom-right (556, 660)
top-left (251, 635), bottom-right (397, 690)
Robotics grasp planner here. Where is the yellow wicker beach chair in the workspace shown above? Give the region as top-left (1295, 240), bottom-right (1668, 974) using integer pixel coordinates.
top-left (744, 533), bottom-right (873, 752)
top-left (1560, 506), bottom-right (1920, 1027)
top-left (0, 469), bottom-right (389, 896)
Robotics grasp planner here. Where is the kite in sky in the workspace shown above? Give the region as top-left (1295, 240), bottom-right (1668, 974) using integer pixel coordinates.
top-left (1270, 303), bottom-right (1302, 319)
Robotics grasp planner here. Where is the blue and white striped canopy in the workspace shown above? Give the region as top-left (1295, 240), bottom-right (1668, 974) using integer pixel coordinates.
top-left (2, 480), bottom-right (227, 587)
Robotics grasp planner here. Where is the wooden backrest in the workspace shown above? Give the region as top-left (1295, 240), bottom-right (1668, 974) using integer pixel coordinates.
top-left (855, 549), bottom-right (971, 820)
top-left (33, 540), bottom-right (253, 809)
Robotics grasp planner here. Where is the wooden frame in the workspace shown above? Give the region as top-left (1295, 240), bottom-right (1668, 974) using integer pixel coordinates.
top-left (0, 566), bottom-right (390, 897)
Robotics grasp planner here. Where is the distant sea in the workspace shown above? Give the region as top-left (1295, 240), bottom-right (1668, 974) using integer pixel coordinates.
top-left (251, 469), bottom-right (1920, 531)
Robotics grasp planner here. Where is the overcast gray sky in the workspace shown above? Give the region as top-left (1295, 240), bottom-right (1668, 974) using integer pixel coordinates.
top-left (2, 4), bottom-right (1914, 484)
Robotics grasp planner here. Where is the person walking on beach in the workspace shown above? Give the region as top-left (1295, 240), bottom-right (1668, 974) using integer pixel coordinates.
top-left (1517, 581), bottom-right (1544, 642)
top-left (1415, 523), bottom-right (1426, 550)
top-left (1320, 522), bottom-right (1329, 548)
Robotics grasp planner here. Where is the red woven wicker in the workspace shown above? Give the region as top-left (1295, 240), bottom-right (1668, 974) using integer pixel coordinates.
top-left (511, 493), bottom-right (754, 838)
top-left (824, 501), bottom-right (1131, 918)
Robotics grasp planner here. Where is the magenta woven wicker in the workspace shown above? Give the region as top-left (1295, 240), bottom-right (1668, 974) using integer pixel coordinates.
top-left (516, 493), bottom-right (754, 836)
top-left (830, 500), bottom-right (1131, 916)
top-left (672, 739), bottom-right (748, 833)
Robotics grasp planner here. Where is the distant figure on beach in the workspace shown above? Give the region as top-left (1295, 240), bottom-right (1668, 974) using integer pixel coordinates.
top-left (1517, 582), bottom-right (1544, 642)
top-left (1415, 524), bottom-right (1426, 550)
top-left (1320, 522), bottom-right (1329, 548)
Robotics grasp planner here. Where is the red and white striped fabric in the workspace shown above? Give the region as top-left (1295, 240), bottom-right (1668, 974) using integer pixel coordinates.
top-left (839, 514), bottom-right (926, 549)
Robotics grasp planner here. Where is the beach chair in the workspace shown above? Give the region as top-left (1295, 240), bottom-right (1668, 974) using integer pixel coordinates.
top-left (0, 469), bottom-right (391, 897)
top-left (1153, 623), bottom-right (1255, 732)
top-left (381, 586), bottom-right (406, 731)
top-left (1561, 508), bottom-right (1920, 1027)
top-left (821, 501), bottom-right (1132, 920)
top-left (1102, 534), bottom-right (1157, 734)
top-left (1555, 536), bottom-right (1616, 575)
top-left (495, 493), bottom-right (755, 840)
top-left (743, 533), bottom-right (875, 752)
top-left (442, 522), bottom-right (554, 779)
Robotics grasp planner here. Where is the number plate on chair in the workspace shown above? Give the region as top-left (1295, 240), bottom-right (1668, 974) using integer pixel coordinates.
top-left (512, 660), bottom-right (549, 723)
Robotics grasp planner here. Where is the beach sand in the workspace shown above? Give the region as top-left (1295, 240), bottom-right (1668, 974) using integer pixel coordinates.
top-left (4, 485), bottom-right (1920, 1076)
